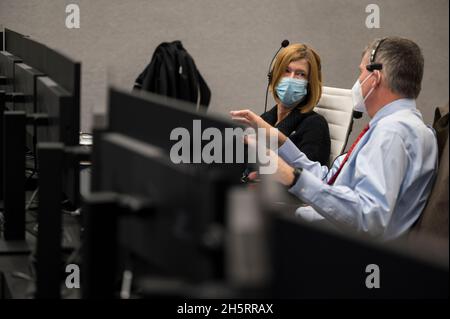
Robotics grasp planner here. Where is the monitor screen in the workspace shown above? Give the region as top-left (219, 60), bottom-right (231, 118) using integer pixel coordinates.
top-left (43, 48), bottom-right (80, 99)
top-left (13, 63), bottom-right (45, 149)
top-left (270, 214), bottom-right (449, 298)
top-left (4, 28), bottom-right (25, 59)
top-left (107, 88), bottom-right (248, 183)
top-left (96, 132), bottom-right (227, 283)
top-left (0, 51), bottom-right (22, 94)
top-left (36, 76), bottom-right (80, 206)
top-left (20, 37), bottom-right (47, 73)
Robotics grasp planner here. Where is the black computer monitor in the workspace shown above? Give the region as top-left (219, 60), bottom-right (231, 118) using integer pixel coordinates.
top-left (0, 28), bottom-right (26, 104)
top-left (94, 131), bottom-right (227, 284)
top-left (10, 39), bottom-right (81, 146)
top-left (1, 29), bottom-right (25, 95)
top-left (96, 88), bottom-right (250, 233)
top-left (20, 37), bottom-right (47, 73)
top-left (36, 76), bottom-right (80, 206)
top-left (107, 88), bottom-right (247, 183)
top-left (4, 28), bottom-right (25, 59)
top-left (3, 29), bottom-right (47, 72)
top-left (35, 47), bottom-right (80, 207)
top-left (13, 63), bottom-right (45, 149)
top-left (0, 51), bottom-right (22, 94)
top-left (0, 51), bottom-right (23, 204)
top-left (36, 76), bottom-right (78, 145)
top-left (42, 47), bottom-right (81, 115)
top-left (270, 214), bottom-right (449, 298)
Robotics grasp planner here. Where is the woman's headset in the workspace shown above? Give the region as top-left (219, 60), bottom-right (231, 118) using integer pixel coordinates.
top-left (265, 40), bottom-right (290, 112)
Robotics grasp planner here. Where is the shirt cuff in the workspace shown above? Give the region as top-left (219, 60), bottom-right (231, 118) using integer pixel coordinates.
top-left (288, 168), bottom-right (325, 204)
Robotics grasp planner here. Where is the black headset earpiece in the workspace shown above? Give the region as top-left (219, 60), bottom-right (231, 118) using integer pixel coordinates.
top-left (268, 71), bottom-right (273, 84)
top-left (265, 40), bottom-right (290, 112)
top-left (366, 38), bottom-right (386, 72)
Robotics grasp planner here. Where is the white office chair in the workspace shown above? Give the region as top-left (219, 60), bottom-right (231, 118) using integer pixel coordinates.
top-left (314, 86), bottom-right (354, 166)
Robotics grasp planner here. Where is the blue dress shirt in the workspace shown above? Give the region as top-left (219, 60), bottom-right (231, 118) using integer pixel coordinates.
top-left (278, 99), bottom-right (438, 240)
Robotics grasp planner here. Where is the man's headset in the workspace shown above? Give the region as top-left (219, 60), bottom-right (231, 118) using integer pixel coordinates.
top-left (366, 37), bottom-right (386, 72)
top-left (353, 37), bottom-right (386, 119)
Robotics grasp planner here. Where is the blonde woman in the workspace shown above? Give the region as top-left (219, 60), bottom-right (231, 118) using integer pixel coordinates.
top-left (232, 43), bottom-right (330, 182)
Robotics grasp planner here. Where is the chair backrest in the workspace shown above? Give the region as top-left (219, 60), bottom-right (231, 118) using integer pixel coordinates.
top-left (314, 86), bottom-right (354, 166)
top-left (409, 104), bottom-right (449, 241)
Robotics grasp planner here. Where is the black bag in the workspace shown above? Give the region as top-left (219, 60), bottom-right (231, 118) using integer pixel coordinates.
top-left (133, 41), bottom-right (211, 109)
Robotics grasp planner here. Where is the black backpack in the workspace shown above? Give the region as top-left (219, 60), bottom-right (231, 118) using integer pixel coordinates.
top-left (133, 41), bottom-right (211, 109)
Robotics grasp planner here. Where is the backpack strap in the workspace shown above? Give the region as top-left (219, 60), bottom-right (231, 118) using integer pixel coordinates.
top-left (175, 41), bottom-right (211, 108)
top-left (197, 71), bottom-right (211, 108)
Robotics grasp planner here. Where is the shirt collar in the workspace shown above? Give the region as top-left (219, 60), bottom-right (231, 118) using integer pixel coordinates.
top-left (369, 98), bottom-right (417, 127)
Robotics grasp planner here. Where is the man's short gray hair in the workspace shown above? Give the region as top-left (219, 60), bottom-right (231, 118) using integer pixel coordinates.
top-left (366, 37), bottom-right (424, 99)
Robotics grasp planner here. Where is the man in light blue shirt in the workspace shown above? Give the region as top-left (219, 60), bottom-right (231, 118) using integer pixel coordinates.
top-left (231, 37), bottom-right (437, 240)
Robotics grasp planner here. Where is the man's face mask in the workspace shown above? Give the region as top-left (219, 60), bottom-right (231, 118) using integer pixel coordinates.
top-left (275, 77), bottom-right (308, 108)
top-left (352, 73), bottom-right (375, 113)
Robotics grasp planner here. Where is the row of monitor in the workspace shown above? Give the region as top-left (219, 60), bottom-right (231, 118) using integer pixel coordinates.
top-left (85, 87), bottom-right (448, 299)
top-left (0, 28), bottom-right (80, 146)
top-left (0, 28), bottom-right (85, 299)
top-left (0, 28), bottom-right (80, 207)
top-left (84, 88), bottom-right (248, 296)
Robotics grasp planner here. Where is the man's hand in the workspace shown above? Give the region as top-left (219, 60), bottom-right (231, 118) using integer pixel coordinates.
top-left (250, 134), bottom-right (297, 187)
top-left (230, 109), bottom-right (271, 130)
top-left (276, 156), bottom-right (296, 187)
top-left (230, 109), bottom-right (288, 146)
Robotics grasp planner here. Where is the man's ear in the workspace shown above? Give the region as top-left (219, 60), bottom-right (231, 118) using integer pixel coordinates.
top-left (372, 70), bottom-right (382, 88)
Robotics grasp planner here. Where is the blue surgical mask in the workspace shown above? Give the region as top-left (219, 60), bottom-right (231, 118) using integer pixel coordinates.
top-left (275, 77), bottom-right (308, 108)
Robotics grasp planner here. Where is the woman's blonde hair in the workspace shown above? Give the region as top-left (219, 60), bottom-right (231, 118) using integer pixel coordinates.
top-left (269, 43), bottom-right (322, 113)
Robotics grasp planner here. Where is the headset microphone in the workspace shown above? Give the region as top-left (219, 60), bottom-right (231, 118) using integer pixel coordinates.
top-left (264, 40), bottom-right (289, 113)
top-left (281, 39), bottom-right (290, 48)
top-left (353, 110), bottom-right (363, 119)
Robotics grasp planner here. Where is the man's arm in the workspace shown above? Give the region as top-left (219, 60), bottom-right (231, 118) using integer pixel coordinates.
top-left (279, 130), bottom-right (409, 237)
top-left (230, 108), bottom-right (336, 180)
top-left (278, 138), bottom-right (334, 181)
